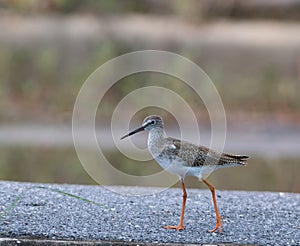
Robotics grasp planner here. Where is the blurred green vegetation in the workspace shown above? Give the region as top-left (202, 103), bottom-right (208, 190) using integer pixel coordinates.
top-left (0, 0), bottom-right (202, 17)
top-left (0, 146), bottom-right (298, 192)
top-left (0, 42), bottom-right (116, 122)
top-left (3, 0), bottom-right (300, 21)
top-left (0, 42), bottom-right (299, 123)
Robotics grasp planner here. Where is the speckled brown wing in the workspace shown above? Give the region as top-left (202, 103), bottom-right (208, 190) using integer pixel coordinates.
top-left (164, 137), bottom-right (249, 168)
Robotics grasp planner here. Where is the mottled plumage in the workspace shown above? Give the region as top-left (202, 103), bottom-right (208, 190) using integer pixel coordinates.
top-left (160, 138), bottom-right (248, 168)
top-left (121, 115), bottom-right (249, 232)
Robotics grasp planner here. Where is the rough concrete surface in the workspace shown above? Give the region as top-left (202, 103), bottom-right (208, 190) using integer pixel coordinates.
top-left (0, 181), bottom-right (299, 245)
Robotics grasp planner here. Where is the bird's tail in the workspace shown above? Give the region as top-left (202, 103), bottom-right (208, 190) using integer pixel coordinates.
top-left (223, 153), bottom-right (249, 166)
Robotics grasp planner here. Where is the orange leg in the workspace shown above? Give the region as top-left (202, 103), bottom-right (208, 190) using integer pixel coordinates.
top-left (202, 179), bottom-right (222, 233)
top-left (164, 179), bottom-right (187, 230)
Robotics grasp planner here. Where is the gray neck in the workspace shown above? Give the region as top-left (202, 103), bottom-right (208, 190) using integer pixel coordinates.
top-left (147, 128), bottom-right (165, 157)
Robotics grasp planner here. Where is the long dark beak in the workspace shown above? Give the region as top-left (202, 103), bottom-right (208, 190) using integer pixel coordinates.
top-left (120, 125), bottom-right (145, 140)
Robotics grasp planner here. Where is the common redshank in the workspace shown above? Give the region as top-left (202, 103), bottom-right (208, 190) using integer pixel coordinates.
top-left (121, 115), bottom-right (249, 233)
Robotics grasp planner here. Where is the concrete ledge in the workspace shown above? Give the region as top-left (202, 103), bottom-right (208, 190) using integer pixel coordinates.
top-left (0, 181), bottom-right (299, 245)
top-left (0, 238), bottom-right (211, 246)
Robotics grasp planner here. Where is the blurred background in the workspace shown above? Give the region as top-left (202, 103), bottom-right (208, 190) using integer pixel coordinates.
top-left (0, 0), bottom-right (299, 192)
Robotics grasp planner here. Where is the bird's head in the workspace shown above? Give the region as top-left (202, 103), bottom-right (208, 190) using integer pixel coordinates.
top-left (120, 115), bottom-right (163, 140)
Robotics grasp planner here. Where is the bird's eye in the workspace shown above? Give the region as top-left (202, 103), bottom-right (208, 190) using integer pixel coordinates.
top-left (150, 120), bottom-right (155, 125)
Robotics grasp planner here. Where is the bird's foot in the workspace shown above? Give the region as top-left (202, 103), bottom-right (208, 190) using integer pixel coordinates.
top-left (208, 219), bottom-right (222, 233)
top-left (163, 224), bottom-right (185, 230)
